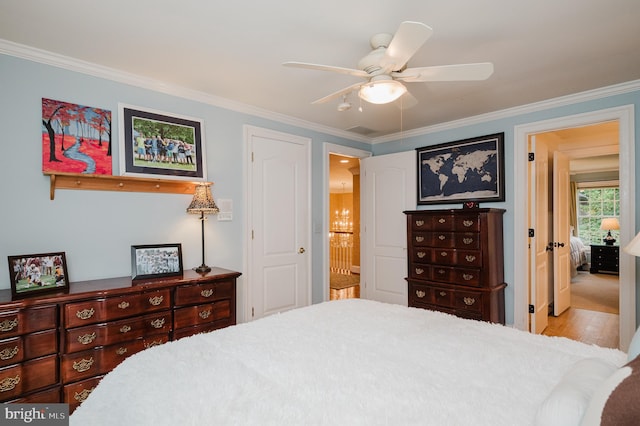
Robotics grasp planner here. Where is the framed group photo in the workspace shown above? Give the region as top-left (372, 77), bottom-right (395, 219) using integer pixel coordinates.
top-left (119, 104), bottom-right (206, 180)
top-left (131, 243), bottom-right (183, 281)
top-left (417, 133), bottom-right (505, 205)
top-left (8, 252), bottom-right (69, 299)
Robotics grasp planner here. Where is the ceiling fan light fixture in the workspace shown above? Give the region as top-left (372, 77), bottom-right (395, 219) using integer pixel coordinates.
top-left (359, 76), bottom-right (406, 104)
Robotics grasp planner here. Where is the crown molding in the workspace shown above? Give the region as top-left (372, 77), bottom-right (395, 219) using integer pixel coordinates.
top-left (371, 79), bottom-right (640, 144)
top-left (2, 38), bottom-right (638, 146)
top-left (0, 39), bottom-right (370, 144)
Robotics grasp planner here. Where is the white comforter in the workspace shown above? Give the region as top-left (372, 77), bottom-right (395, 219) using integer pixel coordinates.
top-left (70, 299), bottom-right (625, 425)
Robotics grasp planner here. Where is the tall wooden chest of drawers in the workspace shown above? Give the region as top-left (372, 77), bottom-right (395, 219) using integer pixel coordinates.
top-left (404, 209), bottom-right (506, 324)
top-left (0, 267), bottom-right (240, 412)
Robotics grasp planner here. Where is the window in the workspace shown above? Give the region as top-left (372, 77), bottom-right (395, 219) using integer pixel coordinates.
top-left (576, 187), bottom-right (620, 245)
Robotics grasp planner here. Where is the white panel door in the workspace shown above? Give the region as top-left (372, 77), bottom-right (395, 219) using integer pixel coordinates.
top-left (553, 150), bottom-right (571, 315)
top-left (247, 127), bottom-right (310, 320)
top-left (361, 151), bottom-right (415, 305)
top-left (530, 136), bottom-right (550, 333)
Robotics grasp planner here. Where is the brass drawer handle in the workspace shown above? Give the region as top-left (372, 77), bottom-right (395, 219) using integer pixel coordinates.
top-left (78, 332), bottom-right (97, 345)
top-left (73, 357), bottom-right (94, 373)
top-left (144, 340), bottom-right (163, 349)
top-left (199, 309), bottom-right (212, 319)
top-left (76, 308), bottom-right (95, 320)
top-left (148, 295), bottom-right (164, 306)
top-left (150, 318), bottom-right (165, 329)
top-left (118, 301), bottom-right (130, 309)
top-left (437, 269), bottom-right (446, 275)
top-left (463, 220), bottom-right (474, 227)
top-left (0, 375), bottom-right (20, 392)
top-left (465, 255), bottom-right (476, 262)
top-left (438, 218), bottom-right (446, 223)
top-left (415, 236), bottom-right (424, 243)
top-left (74, 387), bottom-right (95, 402)
top-left (120, 325), bottom-right (132, 333)
top-left (440, 252), bottom-right (448, 257)
top-left (200, 289), bottom-right (214, 298)
top-left (415, 290), bottom-right (426, 298)
top-left (0, 318), bottom-right (18, 332)
top-left (463, 274), bottom-right (474, 281)
top-left (116, 347), bottom-right (127, 356)
top-left (417, 252), bottom-right (426, 258)
top-left (0, 346), bottom-right (19, 360)
top-left (415, 220), bottom-right (424, 226)
top-left (415, 268), bottom-right (424, 275)
top-left (438, 234), bottom-right (446, 240)
top-left (464, 297), bottom-right (476, 306)
top-left (463, 238), bottom-right (474, 245)
top-left (439, 291), bottom-right (447, 297)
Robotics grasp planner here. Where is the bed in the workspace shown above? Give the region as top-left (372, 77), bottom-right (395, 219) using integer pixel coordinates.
top-left (70, 299), bottom-right (637, 426)
top-left (570, 235), bottom-right (589, 276)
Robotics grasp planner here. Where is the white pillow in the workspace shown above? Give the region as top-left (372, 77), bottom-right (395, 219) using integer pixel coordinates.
top-left (627, 325), bottom-right (640, 361)
top-left (534, 358), bottom-right (618, 426)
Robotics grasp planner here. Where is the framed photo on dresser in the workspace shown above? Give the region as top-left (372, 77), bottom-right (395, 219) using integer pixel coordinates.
top-left (8, 251), bottom-right (69, 299)
top-left (131, 243), bottom-right (183, 281)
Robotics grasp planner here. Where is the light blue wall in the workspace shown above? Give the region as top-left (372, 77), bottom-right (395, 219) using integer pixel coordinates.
top-left (372, 89), bottom-right (640, 325)
top-left (0, 54), bottom-right (370, 317)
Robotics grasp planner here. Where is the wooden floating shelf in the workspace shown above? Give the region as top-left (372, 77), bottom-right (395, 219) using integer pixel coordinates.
top-left (44, 172), bottom-right (208, 200)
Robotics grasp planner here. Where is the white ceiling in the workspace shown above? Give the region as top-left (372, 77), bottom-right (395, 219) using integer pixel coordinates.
top-left (1, 1), bottom-right (640, 140)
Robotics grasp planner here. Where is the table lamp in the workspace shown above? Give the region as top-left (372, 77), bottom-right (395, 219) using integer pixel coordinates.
top-left (600, 217), bottom-right (620, 245)
top-left (187, 183), bottom-right (219, 273)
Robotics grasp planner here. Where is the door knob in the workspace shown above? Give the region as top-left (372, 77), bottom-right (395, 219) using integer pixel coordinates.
top-left (298, 247), bottom-right (305, 254)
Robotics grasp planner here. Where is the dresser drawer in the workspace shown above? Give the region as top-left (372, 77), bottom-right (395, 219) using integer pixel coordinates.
top-left (0, 329), bottom-right (57, 367)
top-left (174, 280), bottom-right (234, 306)
top-left (60, 334), bottom-right (169, 383)
top-left (173, 300), bottom-right (231, 330)
top-left (63, 375), bottom-right (103, 412)
top-left (454, 290), bottom-right (484, 314)
top-left (408, 263), bottom-right (431, 280)
top-left (64, 311), bottom-right (172, 353)
top-left (0, 305), bottom-right (57, 339)
top-left (173, 319), bottom-right (233, 340)
top-left (0, 354), bottom-right (58, 402)
top-left (64, 289), bottom-right (171, 328)
top-left (11, 385), bottom-right (61, 403)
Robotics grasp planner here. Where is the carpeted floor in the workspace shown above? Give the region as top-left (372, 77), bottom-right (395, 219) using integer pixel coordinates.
top-left (571, 270), bottom-right (619, 314)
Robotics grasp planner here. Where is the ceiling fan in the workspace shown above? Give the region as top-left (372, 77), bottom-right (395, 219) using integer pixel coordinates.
top-left (283, 21), bottom-right (494, 107)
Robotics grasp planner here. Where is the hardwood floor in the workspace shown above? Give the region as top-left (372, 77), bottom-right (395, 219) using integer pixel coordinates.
top-left (542, 307), bottom-right (619, 349)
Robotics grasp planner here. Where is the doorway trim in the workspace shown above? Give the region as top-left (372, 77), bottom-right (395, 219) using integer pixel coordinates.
top-left (513, 105), bottom-right (636, 349)
top-left (323, 143), bottom-right (371, 302)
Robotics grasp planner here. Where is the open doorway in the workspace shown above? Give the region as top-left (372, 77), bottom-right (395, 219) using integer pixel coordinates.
top-left (323, 143), bottom-right (371, 302)
top-left (530, 122), bottom-right (620, 348)
top-left (328, 154), bottom-right (360, 300)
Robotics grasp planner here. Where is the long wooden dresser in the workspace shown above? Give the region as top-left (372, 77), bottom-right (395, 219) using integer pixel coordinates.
top-left (0, 267), bottom-right (240, 412)
top-left (404, 209), bottom-right (506, 324)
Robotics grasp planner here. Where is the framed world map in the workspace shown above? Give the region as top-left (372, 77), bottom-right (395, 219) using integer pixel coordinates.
top-left (416, 133), bottom-right (505, 205)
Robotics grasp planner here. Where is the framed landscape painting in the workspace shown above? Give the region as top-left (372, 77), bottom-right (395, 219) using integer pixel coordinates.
top-left (8, 252), bottom-right (69, 299)
top-left (42, 98), bottom-right (112, 175)
top-left (417, 133), bottom-right (505, 205)
top-left (119, 104), bottom-right (206, 180)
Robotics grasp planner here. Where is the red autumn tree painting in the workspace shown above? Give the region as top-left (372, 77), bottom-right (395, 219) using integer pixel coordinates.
top-left (42, 98), bottom-right (112, 175)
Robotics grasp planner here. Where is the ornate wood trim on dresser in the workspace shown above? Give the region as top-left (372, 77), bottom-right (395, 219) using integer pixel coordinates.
top-left (404, 209), bottom-right (506, 324)
top-left (0, 267), bottom-right (240, 412)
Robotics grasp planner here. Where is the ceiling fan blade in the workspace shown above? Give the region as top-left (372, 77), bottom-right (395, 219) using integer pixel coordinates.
top-left (381, 21), bottom-right (433, 71)
top-left (395, 91), bottom-right (418, 109)
top-left (393, 62), bottom-right (494, 82)
top-left (311, 82), bottom-right (364, 104)
top-left (283, 61), bottom-right (369, 78)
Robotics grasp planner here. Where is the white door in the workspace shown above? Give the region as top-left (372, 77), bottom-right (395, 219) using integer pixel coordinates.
top-left (530, 136), bottom-right (550, 333)
top-left (553, 150), bottom-right (571, 315)
top-left (361, 151), bottom-right (415, 305)
top-left (246, 126), bottom-right (310, 320)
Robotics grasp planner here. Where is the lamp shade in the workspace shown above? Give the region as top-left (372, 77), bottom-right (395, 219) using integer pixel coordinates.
top-left (359, 76), bottom-right (407, 104)
top-left (600, 217), bottom-right (620, 231)
top-left (187, 183), bottom-right (219, 215)
top-left (624, 231), bottom-right (640, 257)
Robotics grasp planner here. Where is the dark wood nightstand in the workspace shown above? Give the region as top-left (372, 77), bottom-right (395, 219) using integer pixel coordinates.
top-left (590, 244), bottom-right (619, 275)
